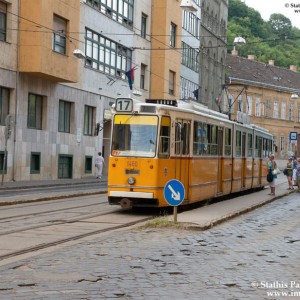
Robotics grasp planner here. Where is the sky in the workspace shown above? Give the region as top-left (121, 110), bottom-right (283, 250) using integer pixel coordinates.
top-left (244, 0), bottom-right (300, 29)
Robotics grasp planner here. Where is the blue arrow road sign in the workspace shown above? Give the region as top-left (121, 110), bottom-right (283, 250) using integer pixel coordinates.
top-left (164, 179), bottom-right (185, 206)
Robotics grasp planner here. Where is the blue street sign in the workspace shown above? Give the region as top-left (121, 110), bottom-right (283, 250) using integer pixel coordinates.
top-left (164, 179), bottom-right (185, 206)
top-left (290, 132), bottom-right (298, 141)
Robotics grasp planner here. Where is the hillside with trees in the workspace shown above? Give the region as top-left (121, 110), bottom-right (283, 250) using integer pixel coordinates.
top-left (227, 0), bottom-right (300, 68)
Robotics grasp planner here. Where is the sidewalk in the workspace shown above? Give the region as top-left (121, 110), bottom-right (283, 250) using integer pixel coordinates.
top-left (171, 173), bottom-right (297, 229)
top-left (0, 176), bottom-right (108, 206)
top-left (0, 176), bottom-right (106, 190)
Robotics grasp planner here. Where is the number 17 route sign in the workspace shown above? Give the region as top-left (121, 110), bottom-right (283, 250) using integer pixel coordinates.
top-left (163, 179), bottom-right (185, 206)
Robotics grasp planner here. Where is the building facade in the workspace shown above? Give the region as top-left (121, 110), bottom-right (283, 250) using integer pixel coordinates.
top-left (225, 54), bottom-right (300, 159)
top-left (0, 0), bottom-right (226, 182)
top-left (180, 0), bottom-right (228, 109)
top-left (0, 0), bottom-right (151, 182)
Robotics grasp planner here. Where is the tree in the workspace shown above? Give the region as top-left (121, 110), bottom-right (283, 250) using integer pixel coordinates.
top-left (268, 13), bottom-right (292, 37)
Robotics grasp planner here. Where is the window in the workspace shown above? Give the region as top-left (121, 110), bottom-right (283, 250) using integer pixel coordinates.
top-left (182, 122), bottom-right (190, 155)
top-left (181, 42), bottom-right (199, 72)
top-left (58, 100), bottom-right (71, 133)
top-left (272, 136), bottom-right (277, 152)
top-left (281, 102), bottom-right (286, 120)
top-left (0, 86), bottom-right (9, 125)
top-left (85, 28), bottom-right (132, 79)
top-left (229, 95), bottom-right (234, 113)
top-left (170, 23), bottom-right (176, 47)
top-left (298, 105), bottom-right (300, 122)
top-left (111, 115), bottom-right (158, 158)
top-left (158, 116), bottom-right (170, 158)
top-left (246, 96), bottom-right (252, 115)
top-left (141, 13), bottom-right (147, 39)
top-left (30, 152), bottom-right (41, 174)
top-left (280, 136), bottom-right (285, 151)
top-left (207, 124), bottom-right (218, 155)
top-left (169, 70), bottom-right (175, 95)
top-left (140, 64), bottom-right (146, 89)
top-left (247, 133), bottom-right (253, 157)
top-left (27, 93), bottom-right (43, 129)
top-left (288, 103), bottom-right (294, 121)
top-left (238, 95), bottom-right (243, 112)
top-left (224, 128), bottom-right (232, 156)
top-left (273, 101), bottom-right (278, 118)
top-left (266, 99), bottom-right (271, 117)
top-left (86, 0), bottom-right (134, 28)
top-left (84, 105), bottom-right (94, 136)
top-left (180, 77), bottom-right (198, 101)
top-left (182, 10), bottom-right (200, 39)
top-left (0, 151), bottom-right (7, 173)
top-left (0, 2), bottom-right (6, 42)
top-left (193, 121), bottom-right (202, 155)
top-left (255, 98), bottom-right (261, 116)
top-left (236, 130), bottom-right (241, 157)
top-left (175, 120), bottom-right (190, 155)
top-left (53, 15), bottom-right (67, 54)
top-left (85, 156), bottom-right (93, 173)
top-left (255, 136), bottom-right (262, 158)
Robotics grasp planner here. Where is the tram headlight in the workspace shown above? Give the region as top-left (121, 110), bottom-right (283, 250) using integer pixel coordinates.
top-left (128, 177), bottom-right (136, 185)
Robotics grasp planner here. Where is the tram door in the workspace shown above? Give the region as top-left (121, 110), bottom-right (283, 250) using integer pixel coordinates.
top-left (174, 120), bottom-right (190, 201)
top-left (217, 127), bottom-right (224, 193)
top-left (241, 132), bottom-right (246, 188)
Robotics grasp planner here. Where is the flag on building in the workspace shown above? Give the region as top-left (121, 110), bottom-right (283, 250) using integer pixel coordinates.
top-left (214, 96), bottom-right (221, 106)
top-left (125, 67), bottom-right (136, 90)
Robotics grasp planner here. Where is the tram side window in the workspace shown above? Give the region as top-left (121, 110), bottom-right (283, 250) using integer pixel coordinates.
top-left (158, 116), bottom-right (170, 158)
top-left (267, 139), bottom-right (272, 157)
top-left (248, 133), bottom-right (253, 157)
top-left (207, 124), bottom-right (218, 155)
top-left (193, 121), bottom-right (202, 155)
top-left (236, 130), bottom-right (242, 157)
top-left (224, 128), bottom-right (231, 156)
top-left (175, 121), bottom-right (181, 155)
top-left (182, 122), bottom-right (190, 155)
top-left (255, 136), bottom-right (262, 158)
top-left (202, 123), bottom-right (208, 155)
top-left (263, 138), bottom-right (267, 158)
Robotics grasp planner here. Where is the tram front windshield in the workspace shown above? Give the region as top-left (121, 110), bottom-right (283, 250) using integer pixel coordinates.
top-left (111, 114), bottom-right (158, 157)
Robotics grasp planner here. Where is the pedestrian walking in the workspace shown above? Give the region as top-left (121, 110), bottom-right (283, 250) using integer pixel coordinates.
top-left (95, 152), bottom-right (105, 179)
top-left (292, 156), bottom-right (297, 186)
top-left (267, 153), bottom-right (277, 196)
top-left (296, 158), bottom-right (300, 192)
top-left (286, 157), bottom-right (294, 190)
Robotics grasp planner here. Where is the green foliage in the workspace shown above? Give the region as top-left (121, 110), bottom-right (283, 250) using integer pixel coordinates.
top-left (228, 0), bottom-right (300, 68)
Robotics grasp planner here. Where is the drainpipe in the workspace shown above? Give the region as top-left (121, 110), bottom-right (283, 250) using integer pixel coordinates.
top-left (12, 0), bottom-right (21, 181)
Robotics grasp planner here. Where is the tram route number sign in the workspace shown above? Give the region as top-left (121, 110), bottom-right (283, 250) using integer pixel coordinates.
top-left (115, 98), bottom-right (133, 112)
top-left (163, 179), bottom-right (185, 206)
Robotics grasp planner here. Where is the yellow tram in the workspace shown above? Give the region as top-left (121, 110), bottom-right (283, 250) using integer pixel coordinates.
top-left (108, 98), bottom-right (273, 209)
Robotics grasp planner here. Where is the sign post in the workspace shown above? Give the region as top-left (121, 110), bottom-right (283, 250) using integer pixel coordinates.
top-left (163, 179), bottom-right (185, 222)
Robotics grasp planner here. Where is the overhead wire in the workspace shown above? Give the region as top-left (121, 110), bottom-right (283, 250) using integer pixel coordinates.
top-left (4, 5), bottom-right (299, 99)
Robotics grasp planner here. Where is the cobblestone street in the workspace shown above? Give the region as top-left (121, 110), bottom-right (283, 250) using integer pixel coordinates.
top-left (0, 193), bottom-right (299, 300)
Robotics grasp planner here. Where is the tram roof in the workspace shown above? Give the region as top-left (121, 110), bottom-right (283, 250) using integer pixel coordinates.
top-left (116, 98), bottom-right (271, 136)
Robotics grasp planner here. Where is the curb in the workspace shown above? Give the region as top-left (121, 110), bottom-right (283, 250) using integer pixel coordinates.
top-left (178, 189), bottom-right (295, 231)
top-left (0, 190), bottom-right (107, 207)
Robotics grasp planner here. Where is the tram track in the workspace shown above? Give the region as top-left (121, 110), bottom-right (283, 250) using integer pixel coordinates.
top-left (0, 215), bottom-right (152, 262)
top-left (0, 209), bottom-right (119, 236)
top-left (0, 201), bottom-right (106, 222)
